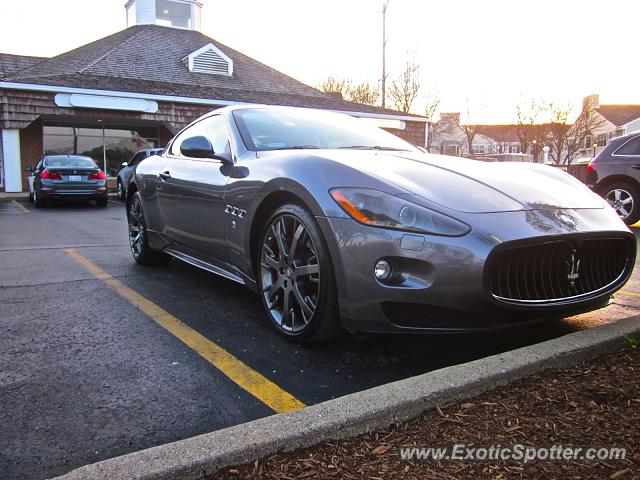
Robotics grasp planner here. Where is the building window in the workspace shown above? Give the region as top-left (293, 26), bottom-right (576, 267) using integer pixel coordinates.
top-left (472, 145), bottom-right (484, 155)
top-left (156, 0), bottom-right (191, 29)
top-left (584, 134), bottom-right (593, 150)
top-left (43, 125), bottom-right (159, 177)
top-left (596, 133), bottom-right (607, 147)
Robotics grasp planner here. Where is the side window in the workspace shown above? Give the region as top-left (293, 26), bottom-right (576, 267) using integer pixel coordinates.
top-left (614, 137), bottom-right (640, 156)
top-left (170, 115), bottom-right (231, 160)
top-left (130, 152), bottom-right (145, 166)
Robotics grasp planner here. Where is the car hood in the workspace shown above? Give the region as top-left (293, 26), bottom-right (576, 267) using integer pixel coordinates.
top-left (325, 151), bottom-right (605, 213)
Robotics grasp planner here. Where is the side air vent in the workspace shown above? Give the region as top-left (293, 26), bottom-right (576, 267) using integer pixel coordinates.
top-left (183, 43), bottom-right (233, 76)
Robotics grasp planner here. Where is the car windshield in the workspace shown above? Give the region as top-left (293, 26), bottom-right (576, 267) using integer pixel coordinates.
top-left (44, 156), bottom-right (97, 168)
top-left (233, 108), bottom-right (416, 152)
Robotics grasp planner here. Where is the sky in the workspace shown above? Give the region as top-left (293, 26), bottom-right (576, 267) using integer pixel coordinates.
top-left (1, 0), bottom-right (639, 124)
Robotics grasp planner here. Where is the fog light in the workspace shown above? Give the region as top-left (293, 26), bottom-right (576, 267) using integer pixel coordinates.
top-left (374, 260), bottom-right (392, 281)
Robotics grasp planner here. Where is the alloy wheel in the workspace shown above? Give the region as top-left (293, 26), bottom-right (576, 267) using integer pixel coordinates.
top-left (117, 181), bottom-right (124, 199)
top-left (260, 214), bottom-right (321, 333)
top-left (605, 188), bottom-right (633, 220)
top-left (128, 197), bottom-right (145, 258)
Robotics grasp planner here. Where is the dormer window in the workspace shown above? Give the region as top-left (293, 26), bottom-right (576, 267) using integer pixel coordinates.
top-left (183, 43), bottom-right (233, 76)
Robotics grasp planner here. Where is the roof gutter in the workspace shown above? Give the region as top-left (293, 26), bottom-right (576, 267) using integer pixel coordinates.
top-left (0, 81), bottom-right (430, 123)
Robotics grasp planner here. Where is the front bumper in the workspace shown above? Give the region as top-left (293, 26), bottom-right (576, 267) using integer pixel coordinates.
top-left (317, 207), bottom-right (633, 334)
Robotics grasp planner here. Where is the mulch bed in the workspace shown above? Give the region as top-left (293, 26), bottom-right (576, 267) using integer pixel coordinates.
top-left (210, 346), bottom-right (639, 480)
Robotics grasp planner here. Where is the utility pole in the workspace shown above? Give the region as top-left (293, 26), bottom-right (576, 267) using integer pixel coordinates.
top-left (381, 0), bottom-right (389, 108)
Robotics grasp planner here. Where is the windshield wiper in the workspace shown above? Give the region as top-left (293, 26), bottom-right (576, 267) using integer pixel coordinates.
top-left (339, 145), bottom-right (411, 151)
top-left (267, 145), bottom-right (319, 150)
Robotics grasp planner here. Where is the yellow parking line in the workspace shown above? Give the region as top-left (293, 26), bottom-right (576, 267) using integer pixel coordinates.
top-left (64, 248), bottom-right (305, 414)
top-left (12, 200), bottom-right (30, 214)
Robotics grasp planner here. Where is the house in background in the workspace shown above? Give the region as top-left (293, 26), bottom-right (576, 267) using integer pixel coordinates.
top-left (588, 94), bottom-right (640, 156)
top-left (430, 113), bottom-right (527, 161)
top-left (0, 0), bottom-right (429, 192)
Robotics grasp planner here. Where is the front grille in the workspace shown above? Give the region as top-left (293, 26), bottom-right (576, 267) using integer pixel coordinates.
top-left (487, 238), bottom-right (632, 304)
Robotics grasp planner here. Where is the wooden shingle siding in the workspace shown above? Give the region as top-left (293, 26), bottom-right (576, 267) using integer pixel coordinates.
top-left (0, 89), bottom-right (216, 130)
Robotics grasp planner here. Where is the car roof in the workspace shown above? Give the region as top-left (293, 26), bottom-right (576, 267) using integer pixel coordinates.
top-left (44, 154), bottom-right (94, 160)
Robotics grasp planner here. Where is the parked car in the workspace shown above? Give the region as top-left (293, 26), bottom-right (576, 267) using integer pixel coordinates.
top-left (586, 131), bottom-right (640, 225)
top-left (116, 148), bottom-right (164, 200)
top-left (26, 155), bottom-right (108, 207)
top-left (125, 105), bottom-right (635, 343)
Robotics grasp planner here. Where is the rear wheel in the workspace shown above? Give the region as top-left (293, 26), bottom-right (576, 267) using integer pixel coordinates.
top-left (28, 189), bottom-right (34, 203)
top-left (257, 203), bottom-right (340, 343)
top-left (116, 179), bottom-right (125, 200)
top-left (603, 182), bottom-right (640, 225)
top-left (34, 190), bottom-right (47, 208)
top-left (127, 192), bottom-right (171, 265)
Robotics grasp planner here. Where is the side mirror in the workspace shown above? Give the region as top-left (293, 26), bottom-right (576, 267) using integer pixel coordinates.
top-left (24, 165), bottom-right (33, 173)
top-left (121, 162), bottom-right (128, 167)
top-left (181, 136), bottom-right (228, 162)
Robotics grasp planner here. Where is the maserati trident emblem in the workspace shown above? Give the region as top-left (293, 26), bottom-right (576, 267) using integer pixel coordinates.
top-left (565, 251), bottom-right (580, 287)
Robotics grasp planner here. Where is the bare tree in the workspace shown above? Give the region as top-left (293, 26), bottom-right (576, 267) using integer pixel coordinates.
top-left (515, 98), bottom-right (549, 156)
top-left (424, 96), bottom-right (442, 153)
top-left (458, 100), bottom-right (482, 156)
top-left (388, 60), bottom-right (421, 113)
top-left (547, 97), bottom-right (607, 164)
top-left (318, 76), bottom-right (351, 98)
top-left (348, 82), bottom-right (380, 106)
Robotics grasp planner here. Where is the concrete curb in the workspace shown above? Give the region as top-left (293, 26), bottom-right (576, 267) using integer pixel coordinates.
top-left (0, 193), bottom-right (121, 202)
top-left (54, 316), bottom-right (640, 480)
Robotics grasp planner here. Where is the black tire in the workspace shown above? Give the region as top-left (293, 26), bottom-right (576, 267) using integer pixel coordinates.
top-left (602, 182), bottom-right (640, 225)
top-left (28, 189), bottom-right (34, 203)
top-left (34, 190), bottom-right (47, 208)
top-left (96, 196), bottom-right (108, 208)
top-left (127, 191), bottom-right (171, 266)
top-left (116, 179), bottom-right (125, 200)
top-left (257, 203), bottom-right (341, 343)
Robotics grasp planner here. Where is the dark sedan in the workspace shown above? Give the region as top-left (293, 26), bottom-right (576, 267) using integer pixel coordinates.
top-left (116, 148), bottom-right (164, 200)
top-left (125, 106), bottom-right (635, 343)
top-left (586, 131), bottom-right (640, 225)
top-left (26, 155), bottom-right (108, 207)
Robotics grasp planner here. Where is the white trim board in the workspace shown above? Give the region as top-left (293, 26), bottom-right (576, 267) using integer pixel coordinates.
top-left (0, 81), bottom-right (430, 123)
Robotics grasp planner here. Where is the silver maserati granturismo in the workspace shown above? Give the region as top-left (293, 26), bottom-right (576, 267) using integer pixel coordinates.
top-left (126, 105), bottom-right (636, 342)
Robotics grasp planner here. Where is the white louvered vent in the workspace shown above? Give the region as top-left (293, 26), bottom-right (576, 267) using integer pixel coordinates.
top-left (183, 43), bottom-right (233, 76)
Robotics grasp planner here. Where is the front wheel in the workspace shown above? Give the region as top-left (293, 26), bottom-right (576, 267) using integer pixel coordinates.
top-left (127, 192), bottom-right (171, 265)
top-left (603, 182), bottom-right (640, 225)
top-left (257, 204), bottom-right (340, 343)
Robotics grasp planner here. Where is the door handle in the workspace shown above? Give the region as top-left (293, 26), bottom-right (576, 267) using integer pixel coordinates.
top-left (159, 171), bottom-right (171, 180)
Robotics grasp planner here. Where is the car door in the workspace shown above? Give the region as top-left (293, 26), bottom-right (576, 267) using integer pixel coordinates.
top-left (613, 135), bottom-right (640, 182)
top-left (157, 115), bottom-right (232, 264)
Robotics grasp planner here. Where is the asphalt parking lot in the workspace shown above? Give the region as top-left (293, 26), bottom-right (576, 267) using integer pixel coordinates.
top-left (1, 198), bottom-right (640, 480)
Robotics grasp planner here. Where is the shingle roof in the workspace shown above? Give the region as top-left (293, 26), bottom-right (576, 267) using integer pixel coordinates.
top-left (595, 105), bottom-right (640, 127)
top-left (473, 125), bottom-right (520, 143)
top-left (0, 53), bottom-right (47, 77)
top-left (2, 25), bottom-right (424, 119)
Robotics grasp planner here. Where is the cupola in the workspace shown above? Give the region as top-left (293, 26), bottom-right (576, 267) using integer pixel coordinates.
top-left (125, 0), bottom-right (203, 30)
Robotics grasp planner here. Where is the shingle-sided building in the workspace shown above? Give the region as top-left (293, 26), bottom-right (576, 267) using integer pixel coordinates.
top-left (0, 0), bottom-right (428, 192)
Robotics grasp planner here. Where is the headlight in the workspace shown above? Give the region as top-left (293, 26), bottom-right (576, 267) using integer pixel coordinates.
top-left (330, 188), bottom-right (470, 236)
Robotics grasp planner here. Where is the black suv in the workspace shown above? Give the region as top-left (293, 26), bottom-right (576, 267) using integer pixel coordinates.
top-left (587, 131), bottom-right (640, 225)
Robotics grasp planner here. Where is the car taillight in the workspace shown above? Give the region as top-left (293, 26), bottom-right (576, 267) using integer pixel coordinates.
top-left (587, 161), bottom-right (597, 174)
top-left (88, 170), bottom-right (106, 180)
top-left (41, 169), bottom-right (62, 180)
